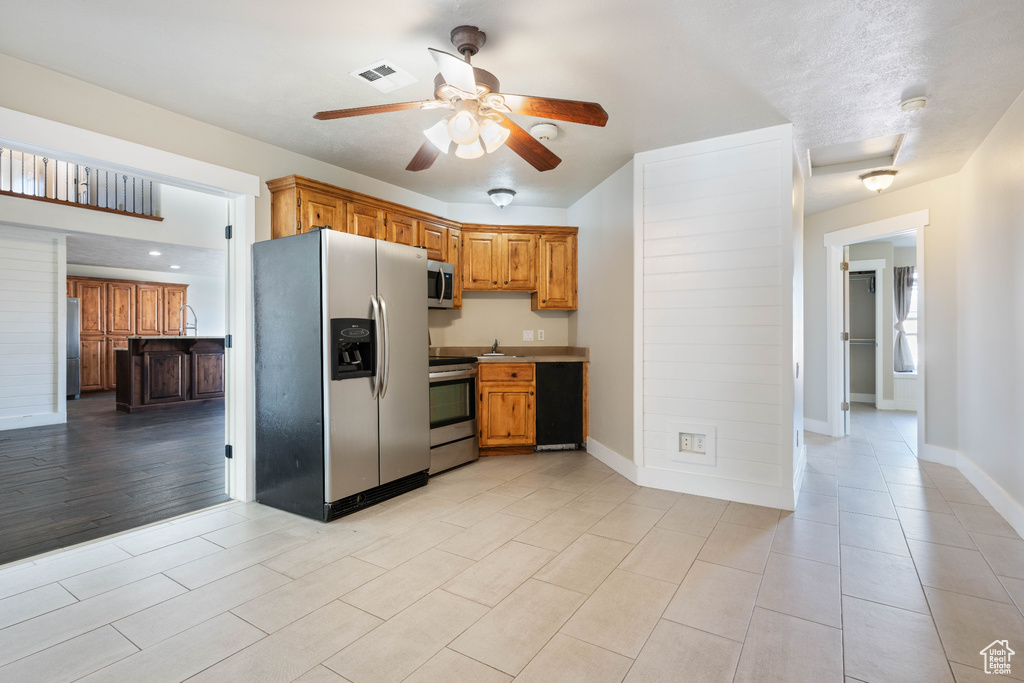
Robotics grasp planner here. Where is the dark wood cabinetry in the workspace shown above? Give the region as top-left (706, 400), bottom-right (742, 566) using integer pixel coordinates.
top-left (116, 337), bottom-right (225, 413)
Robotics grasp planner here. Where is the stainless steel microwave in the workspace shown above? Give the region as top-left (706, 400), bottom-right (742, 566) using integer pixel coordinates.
top-left (427, 260), bottom-right (455, 309)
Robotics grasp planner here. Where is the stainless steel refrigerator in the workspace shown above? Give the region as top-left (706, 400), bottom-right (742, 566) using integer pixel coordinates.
top-left (253, 229), bottom-right (429, 521)
top-left (67, 297), bottom-right (80, 399)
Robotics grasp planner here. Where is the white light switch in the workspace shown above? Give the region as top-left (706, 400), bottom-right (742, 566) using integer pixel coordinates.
top-left (523, 330), bottom-right (534, 342)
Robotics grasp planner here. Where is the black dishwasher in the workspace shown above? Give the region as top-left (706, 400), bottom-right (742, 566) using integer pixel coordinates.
top-left (536, 362), bottom-right (584, 449)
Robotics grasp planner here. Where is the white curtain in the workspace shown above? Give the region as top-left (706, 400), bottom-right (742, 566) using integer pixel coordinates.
top-left (893, 266), bottom-right (915, 372)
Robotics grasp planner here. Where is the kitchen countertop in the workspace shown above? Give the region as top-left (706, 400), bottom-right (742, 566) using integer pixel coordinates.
top-left (430, 346), bottom-right (588, 363)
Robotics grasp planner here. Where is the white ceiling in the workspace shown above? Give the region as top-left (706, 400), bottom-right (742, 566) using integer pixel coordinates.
top-left (1, 0), bottom-right (1023, 214)
top-left (66, 232), bottom-right (225, 276)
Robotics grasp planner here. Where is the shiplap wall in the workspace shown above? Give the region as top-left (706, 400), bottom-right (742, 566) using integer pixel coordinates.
top-left (634, 125), bottom-right (800, 509)
top-left (0, 226), bottom-right (66, 430)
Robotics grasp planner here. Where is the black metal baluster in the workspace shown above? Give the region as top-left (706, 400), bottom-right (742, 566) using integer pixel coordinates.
top-left (132, 177), bottom-right (136, 213)
top-left (122, 174), bottom-right (127, 211)
top-left (85, 168), bottom-right (91, 205)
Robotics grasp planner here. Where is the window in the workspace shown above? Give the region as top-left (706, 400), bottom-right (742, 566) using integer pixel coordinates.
top-left (898, 270), bottom-right (919, 372)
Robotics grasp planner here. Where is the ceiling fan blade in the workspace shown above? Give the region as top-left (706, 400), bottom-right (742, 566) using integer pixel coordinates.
top-left (406, 141), bottom-right (441, 172)
top-left (314, 100), bottom-right (439, 120)
top-left (499, 94), bottom-right (609, 127)
top-left (495, 115), bottom-right (562, 172)
top-left (428, 48), bottom-right (477, 93)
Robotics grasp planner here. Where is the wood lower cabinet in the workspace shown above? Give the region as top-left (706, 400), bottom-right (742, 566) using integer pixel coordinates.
top-left (106, 337), bottom-right (128, 390)
top-left (80, 337), bottom-right (104, 392)
top-left (533, 234), bottom-right (578, 310)
top-left (117, 337), bottom-right (225, 413)
top-left (478, 363), bottom-right (536, 449)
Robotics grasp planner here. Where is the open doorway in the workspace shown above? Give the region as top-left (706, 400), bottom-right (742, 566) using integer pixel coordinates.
top-left (0, 178), bottom-right (232, 564)
top-left (823, 210), bottom-right (928, 455)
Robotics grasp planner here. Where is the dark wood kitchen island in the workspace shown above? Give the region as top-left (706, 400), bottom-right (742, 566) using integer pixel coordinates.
top-left (115, 336), bottom-right (225, 413)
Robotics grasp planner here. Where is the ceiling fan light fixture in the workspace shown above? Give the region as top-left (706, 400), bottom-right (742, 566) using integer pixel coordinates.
top-left (455, 139), bottom-right (485, 159)
top-left (860, 169), bottom-right (898, 193)
top-left (479, 118), bottom-right (510, 153)
top-left (448, 104), bottom-right (480, 145)
top-left (488, 188), bottom-right (516, 208)
top-left (423, 118), bottom-right (452, 153)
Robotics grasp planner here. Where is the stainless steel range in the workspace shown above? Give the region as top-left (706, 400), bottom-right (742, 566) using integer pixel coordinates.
top-left (428, 356), bottom-right (479, 474)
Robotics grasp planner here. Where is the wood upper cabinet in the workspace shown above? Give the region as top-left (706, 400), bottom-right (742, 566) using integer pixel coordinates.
top-left (162, 285), bottom-right (188, 335)
top-left (385, 211), bottom-right (420, 247)
top-left (462, 232), bottom-right (502, 290)
top-left (76, 280), bottom-right (106, 335)
top-left (478, 363), bottom-right (536, 447)
top-left (421, 221), bottom-right (447, 261)
top-left (447, 228), bottom-right (462, 309)
top-left (533, 234), bottom-right (577, 310)
top-left (106, 282), bottom-right (135, 336)
top-left (299, 189), bottom-right (342, 233)
top-left (136, 284), bottom-right (163, 336)
top-left (347, 201), bottom-right (384, 239)
top-left (501, 233), bottom-right (537, 290)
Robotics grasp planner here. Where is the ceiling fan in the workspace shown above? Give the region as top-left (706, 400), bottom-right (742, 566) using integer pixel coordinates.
top-left (314, 26), bottom-right (609, 172)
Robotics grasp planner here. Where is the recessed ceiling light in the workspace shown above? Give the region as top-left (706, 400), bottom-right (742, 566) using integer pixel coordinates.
top-left (900, 97), bottom-right (927, 112)
top-left (170, 265), bottom-right (181, 269)
top-left (149, 251), bottom-right (162, 256)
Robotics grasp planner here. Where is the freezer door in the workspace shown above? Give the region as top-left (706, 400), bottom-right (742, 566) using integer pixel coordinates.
top-left (66, 298), bottom-right (80, 359)
top-left (376, 240), bottom-right (430, 484)
top-left (323, 230), bottom-right (381, 502)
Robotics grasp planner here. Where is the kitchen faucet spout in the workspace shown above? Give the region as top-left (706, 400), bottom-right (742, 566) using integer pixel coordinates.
top-left (491, 339), bottom-right (499, 354)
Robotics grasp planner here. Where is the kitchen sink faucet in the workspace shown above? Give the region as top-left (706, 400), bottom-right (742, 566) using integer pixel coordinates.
top-left (491, 339), bottom-right (499, 354)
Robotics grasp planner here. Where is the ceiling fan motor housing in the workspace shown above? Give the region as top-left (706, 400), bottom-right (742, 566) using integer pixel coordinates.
top-left (433, 69), bottom-right (500, 98)
top-left (450, 25), bottom-right (486, 58)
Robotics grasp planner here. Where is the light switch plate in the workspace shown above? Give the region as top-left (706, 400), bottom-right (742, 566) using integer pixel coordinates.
top-left (523, 330), bottom-right (534, 342)
top-left (537, 329), bottom-right (545, 341)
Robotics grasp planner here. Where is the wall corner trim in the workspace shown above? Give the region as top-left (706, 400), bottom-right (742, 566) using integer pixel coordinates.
top-left (586, 439), bottom-right (638, 483)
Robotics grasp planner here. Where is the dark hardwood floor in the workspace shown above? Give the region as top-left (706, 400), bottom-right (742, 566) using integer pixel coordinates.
top-left (0, 393), bottom-right (228, 566)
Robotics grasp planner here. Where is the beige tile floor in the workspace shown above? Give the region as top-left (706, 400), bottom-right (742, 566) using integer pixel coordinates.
top-left (1, 406), bottom-right (1022, 682)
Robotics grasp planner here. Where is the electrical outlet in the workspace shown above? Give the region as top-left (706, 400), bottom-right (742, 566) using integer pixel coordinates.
top-left (523, 330), bottom-right (534, 342)
top-left (693, 434), bottom-right (706, 453)
top-left (679, 433), bottom-right (692, 452)
top-left (537, 329), bottom-right (545, 341)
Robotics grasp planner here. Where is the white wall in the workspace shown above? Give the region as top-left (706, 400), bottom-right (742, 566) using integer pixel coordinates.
top-left (567, 160), bottom-right (635, 465)
top-left (0, 226), bottom-right (65, 430)
top-left (66, 264), bottom-right (226, 336)
top-left (633, 125), bottom-right (800, 510)
top-left (157, 185), bottom-right (231, 250)
top-left (956, 89), bottom-right (1024, 531)
top-left (804, 175), bottom-right (959, 449)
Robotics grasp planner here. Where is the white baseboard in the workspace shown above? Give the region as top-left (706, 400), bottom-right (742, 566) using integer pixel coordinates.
top-left (803, 418), bottom-right (830, 436)
top-left (0, 412), bottom-right (65, 431)
top-left (919, 443), bottom-right (957, 466)
top-left (893, 399), bottom-right (917, 411)
top-left (850, 393), bottom-right (875, 403)
top-left (956, 451), bottom-right (1024, 540)
top-left (876, 399), bottom-right (896, 410)
top-left (586, 438), bottom-right (638, 483)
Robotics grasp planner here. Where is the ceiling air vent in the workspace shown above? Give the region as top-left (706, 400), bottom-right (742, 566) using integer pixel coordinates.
top-left (350, 60), bottom-right (417, 93)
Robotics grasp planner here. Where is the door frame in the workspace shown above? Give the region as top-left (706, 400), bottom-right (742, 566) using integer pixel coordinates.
top-left (847, 258), bottom-right (886, 410)
top-left (823, 210), bottom-right (928, 449)
top-left (0, 105), bottom-right (260, 501)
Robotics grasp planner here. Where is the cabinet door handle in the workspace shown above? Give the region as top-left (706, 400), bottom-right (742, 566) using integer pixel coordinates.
top-left (542, 299), bottom-right (546, 303)
top-left (493, 280), bottom-right (497, 284)
top-left (530, 391), bottom-right (534, 396)
top-left (511, 372), bottom-right (517, 378)
top-left (504, 280), bottom-right (508, 284)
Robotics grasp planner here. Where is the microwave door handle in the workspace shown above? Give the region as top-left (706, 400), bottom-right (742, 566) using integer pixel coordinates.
top-left (370, 295), bottom-right (382, 399)
top-left (380, 295), bottom-right (391, 398)
top-left (438, 269), bottom-right (446, 305)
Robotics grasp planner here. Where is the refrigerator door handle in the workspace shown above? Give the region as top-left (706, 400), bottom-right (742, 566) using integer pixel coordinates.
top-left (370, 294), bottom-right (383, 399)
top-left (380, 295), bottom-right (391, 398)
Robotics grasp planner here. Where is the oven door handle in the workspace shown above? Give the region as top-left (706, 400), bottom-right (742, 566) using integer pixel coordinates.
top-left (428, 368), bottom-right (478, 382)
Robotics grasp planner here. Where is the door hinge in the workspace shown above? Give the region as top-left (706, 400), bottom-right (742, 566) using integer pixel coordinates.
top-left (840, 261), bottom-right (849, 271)
top-left (841, 402), bottom-right (850, 411)
top-left (297, 197), bottom-right (301, 207)
top-left (225, 444), bottom-right (233, 459)
top-left (297, 219), bottom-right (301, 230)
top-left (225, 334), bottom-right (232, 349)
top-left (225, 224), bottom-right (233, 240)
top-left (841, 332), bottom-right (850, 341)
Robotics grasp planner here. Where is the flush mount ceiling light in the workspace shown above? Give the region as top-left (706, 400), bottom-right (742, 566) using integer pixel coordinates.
top-left (530, 123), bottom-right (558, 141)
top-left (148, 250), bottom-right (162, 256)
top-left (488, 188), bottom-right (516, 208)
top-left (900, 96), bottom-right (928, 112)
top-left (170, 265), bottom-right (181, 269)
top-left (860, 169), bottom-right (898, 193)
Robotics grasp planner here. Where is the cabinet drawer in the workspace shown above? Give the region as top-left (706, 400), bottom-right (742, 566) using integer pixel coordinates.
top-left (479, 363), bottom-right (535, 383)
